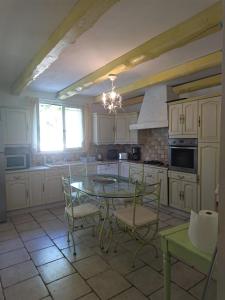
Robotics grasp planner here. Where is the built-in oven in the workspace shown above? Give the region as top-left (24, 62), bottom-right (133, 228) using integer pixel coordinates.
top-left (168, 138), bottom-right (198, 174)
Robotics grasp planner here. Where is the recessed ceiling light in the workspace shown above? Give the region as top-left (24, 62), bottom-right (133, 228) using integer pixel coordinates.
top-left (76, 87), bottom-right (83, 91)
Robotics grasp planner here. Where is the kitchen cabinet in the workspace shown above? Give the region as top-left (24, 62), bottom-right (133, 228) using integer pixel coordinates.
top-left (168, 171), bottom-right (198, 211)
top-left (115, 112), bottom-right (138, 144)
top-left (198, 96), bottom-right (221, 143)
top-left (168, 100), bottom-right (197, 138)
top-left (92, 112), bottom-right (138, 145)
top-left (2, 108), bottom-right (30, 145)
top-left (6, 172), bottom-right (29, 210)
top-left (29, 171), bottom-right (45, 207)
top-left (144, 166), bottom-right (168, 205)
top-left (97, 163), bottom-right (118, 175)
top-left (92, 113), bottom-right (115, 145)
top-left (198, 143), bottom-right (219, 210)
top-left (119, 162), bottom-right (130, 178)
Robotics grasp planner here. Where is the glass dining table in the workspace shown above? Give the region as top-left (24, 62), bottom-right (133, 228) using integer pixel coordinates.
top-left (70, 174), bottom-right (145, 250)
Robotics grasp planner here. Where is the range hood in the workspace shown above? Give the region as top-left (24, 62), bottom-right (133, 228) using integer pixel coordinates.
top-left (130, 85), bottom-right (176, 130)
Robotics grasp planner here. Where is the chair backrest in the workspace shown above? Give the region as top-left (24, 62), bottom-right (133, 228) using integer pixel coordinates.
top-left (132, 181), bottom-right (161, 227)
top-left (62, 176), bottom-right (74, 217)
top-left (69, 164), bottom-right (87, 178)
top-left (129, 164), bottom-right (144, 184)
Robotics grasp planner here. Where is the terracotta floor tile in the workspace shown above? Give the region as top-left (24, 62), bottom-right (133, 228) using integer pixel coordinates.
top-left (30, 245), bottom-right (63, 266)
top-left (87, 270), bottom-right (130, 300)
top-left (73, 255), bottom-right (109, 279)
top-left (24, 235), bottom-right (53, 252)
top-left (126, 266), bottom-right (163, 296)
top-left (0, 248), bottom-right (30, 269)
top-left (0, 260), bottom-right (38, 288)
top-left (48, 273), bottom-right (91, 300)
top-left (38, 257), bottom-right (75, 283)
top-left (20, 228), bottom-right (46, 242)
top-left (4, 275), bottom-right (48, 300)
top-left (0, 238), bottom-right (24, 254)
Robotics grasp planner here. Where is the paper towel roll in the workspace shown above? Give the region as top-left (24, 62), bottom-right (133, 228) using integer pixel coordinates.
top-left (188, 210), bottom-right (218, 254)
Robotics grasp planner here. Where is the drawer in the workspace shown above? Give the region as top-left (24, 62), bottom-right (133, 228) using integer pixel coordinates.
top-left (168, 171), bottom-right (197, 182)
top-left (6, 172), bottom-right (27, 182)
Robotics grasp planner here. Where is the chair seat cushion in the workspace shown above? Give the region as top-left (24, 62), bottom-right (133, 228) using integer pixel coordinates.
top-left (65, 203), bottom-right (99, 218)
top-left (114, 205), bottom-right (157, 227)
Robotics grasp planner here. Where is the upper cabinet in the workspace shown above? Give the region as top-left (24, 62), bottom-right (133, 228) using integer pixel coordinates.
top-left (92, 113), bottom-right (115, 145)
top-left (115, 112), bottom-right (138, 144)
top-left (198, 96), bottom-right (221, 143)
top-left (2, 108), bottom-right (31, 145)
top-left (168, 100), bottom-right (198, 138)
top-left (168, 96), bottom-right (221, 140)
top-left (92, 112), bottom-right (138, 145)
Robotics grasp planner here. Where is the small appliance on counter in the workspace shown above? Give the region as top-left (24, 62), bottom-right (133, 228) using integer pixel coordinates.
top-left (5, 146), bottom-right (31, 170)
top-left (131, 146), bottom-right (141, 161)
top-left (118, 152), bottom-right (128, 160)
top-left (107, 149), bottom-right (118, 160)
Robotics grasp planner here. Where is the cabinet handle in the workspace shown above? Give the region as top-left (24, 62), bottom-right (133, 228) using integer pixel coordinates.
top-left (198, 116), bottom-right (201, 127)
top-left (26, 190), bottom-right (29, 199)
top-left (178, 175), bottom-right (184, 180)
top-left (14, 176), bottom-right (20, 180)
top-left (42, 184), bottom-right (45, 193)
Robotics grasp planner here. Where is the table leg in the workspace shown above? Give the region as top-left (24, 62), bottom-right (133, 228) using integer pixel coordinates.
top-left (163, 251), bottom-right (171, 300)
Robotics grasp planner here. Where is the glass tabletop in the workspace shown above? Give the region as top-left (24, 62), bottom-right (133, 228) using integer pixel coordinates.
top-left (70, 174), bottom-right (144, 198)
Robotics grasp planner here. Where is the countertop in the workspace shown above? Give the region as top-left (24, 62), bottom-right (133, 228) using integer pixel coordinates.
top-left (5, 160), bottom-right (168, 173)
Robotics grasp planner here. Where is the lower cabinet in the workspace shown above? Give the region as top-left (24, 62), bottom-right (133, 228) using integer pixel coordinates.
top-left (119, 162), bottom-right (130, 178)
top-left (169, 171), bottom-right (198, 211)
top-left (29, 171), bottom-right (45, 206)
top-left (44, 176), bottom-right (64, 204)
top-left (6, 178), bottom-right (29, 210)
top-left (198, 143), bottom-right (219, 210)
top-left (97, 163), bottom-right (118, 175)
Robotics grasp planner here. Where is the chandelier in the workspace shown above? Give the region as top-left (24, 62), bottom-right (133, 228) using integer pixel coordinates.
top-left (102, 74), bottom-right (122, 113)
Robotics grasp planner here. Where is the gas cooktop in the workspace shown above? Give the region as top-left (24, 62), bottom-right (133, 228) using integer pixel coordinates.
top-left (143, 160), bottom-right (165, 166)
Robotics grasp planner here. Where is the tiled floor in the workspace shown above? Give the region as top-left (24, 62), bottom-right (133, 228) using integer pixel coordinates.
top-left (0, 205), bottom-right (216, 300)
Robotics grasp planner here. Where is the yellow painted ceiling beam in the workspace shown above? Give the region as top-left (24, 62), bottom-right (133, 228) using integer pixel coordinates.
top-left (58, 1), bottom-right (222, 99)
top-left (95, 51), bottom-right (222, 101)
top-left (173, 74), bottom-right (222, 94)
top-left (11, 0), bottom-right (119, 95)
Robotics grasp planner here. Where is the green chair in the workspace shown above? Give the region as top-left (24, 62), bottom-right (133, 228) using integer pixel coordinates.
top-left (62, 176), bottom-right (100, 255)
top-left (113, 180), bottom-right (161, 266)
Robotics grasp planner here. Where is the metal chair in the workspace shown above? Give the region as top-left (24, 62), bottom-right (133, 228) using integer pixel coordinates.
top-left (62, 176), bottom-right (100, 255)
top-left (113, 180), bottom-right (161, 266)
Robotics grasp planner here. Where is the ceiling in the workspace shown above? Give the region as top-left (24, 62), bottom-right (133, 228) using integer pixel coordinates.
top-left (0, 0), bottom-right (221, 99)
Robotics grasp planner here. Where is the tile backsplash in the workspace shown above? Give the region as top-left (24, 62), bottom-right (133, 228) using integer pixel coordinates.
top-left (138, 128), bottom-right (169, 163)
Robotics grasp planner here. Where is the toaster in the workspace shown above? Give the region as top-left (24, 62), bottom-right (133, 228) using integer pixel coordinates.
top-left (118, 153), bottom-right (128, 160)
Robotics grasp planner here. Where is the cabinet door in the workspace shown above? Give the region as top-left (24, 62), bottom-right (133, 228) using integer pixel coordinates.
top-left (127, 113), bottom-right (138, 144)
top-left (144, 168), bottom-right (158, 185)
top-left (198, 97), bottom-right (221, 143)
top-left (198, 143), bottom-right (219, 210)
top-left (115, 114), bottom-right (129, 144)
top-left (158, 170), bottom-right (168, 206)
top-left (29, 172), bottom-right (45, 207)
top-left (169, 178), bottom-right (182, 209)
top-left (3, 108), bottom-right (30, 145)
top-left (98, 115), bottom-right (115, 144)
top-left (6, 180), bottom-right (28, 210)
top-left (45, 176), bottom-right (64, 203)
top-left (168, 103), bottom-right (183, 137)
top-left (119, 162), bottom-right (129, 178)
top-left (182, 181), bottom-right (198, 212)
top-left (182, 101), bottom-right (198, 137)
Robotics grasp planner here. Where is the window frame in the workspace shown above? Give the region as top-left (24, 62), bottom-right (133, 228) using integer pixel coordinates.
top-left (37, 100), bottom-right (84, 153)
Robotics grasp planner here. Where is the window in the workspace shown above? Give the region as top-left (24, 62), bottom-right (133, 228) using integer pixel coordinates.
top-left (39, 103), bottom-right (83, 152)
